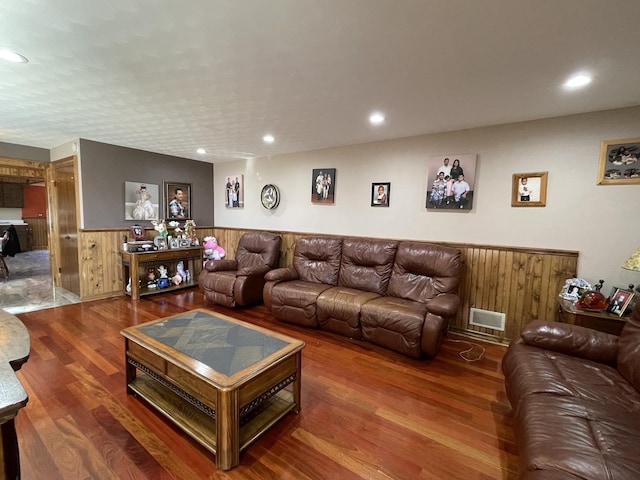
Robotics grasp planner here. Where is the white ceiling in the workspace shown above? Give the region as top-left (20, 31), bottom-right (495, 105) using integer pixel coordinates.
top-left (1, 0), bottom-right (640, 163)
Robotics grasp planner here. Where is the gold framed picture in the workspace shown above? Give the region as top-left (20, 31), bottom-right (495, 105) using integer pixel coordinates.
top-left (511, 172), bottom-right (548, 207)
top-left (598, 137), bottom-right (640, 185)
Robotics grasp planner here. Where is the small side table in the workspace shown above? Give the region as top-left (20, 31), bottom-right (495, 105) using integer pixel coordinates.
top-left (557, 297), bottom-right (627, 336)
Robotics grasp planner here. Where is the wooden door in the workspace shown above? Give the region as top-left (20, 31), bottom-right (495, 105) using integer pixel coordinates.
top-left (50, 158), bottom-right (80, 295)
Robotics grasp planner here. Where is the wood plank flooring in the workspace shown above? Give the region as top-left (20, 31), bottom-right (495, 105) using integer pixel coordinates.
top-left (14, 290), bottom-right (518, 479)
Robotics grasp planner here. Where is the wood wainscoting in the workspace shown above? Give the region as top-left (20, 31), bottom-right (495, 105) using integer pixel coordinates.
top-left (78, 227), bottom-right (577, 342)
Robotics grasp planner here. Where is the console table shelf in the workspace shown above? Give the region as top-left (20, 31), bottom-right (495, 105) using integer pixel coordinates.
top-left (121, 247), bottom-right (203, 300)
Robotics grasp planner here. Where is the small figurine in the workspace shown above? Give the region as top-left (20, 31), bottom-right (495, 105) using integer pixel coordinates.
top-left (147, 267), bottom-right (157, 289)
top-left (177, 261), bottom-right (187, 280)
top-left (156, 265), bottom-right (170, 289)
top-left (172, 272), bottom-right (183, 286)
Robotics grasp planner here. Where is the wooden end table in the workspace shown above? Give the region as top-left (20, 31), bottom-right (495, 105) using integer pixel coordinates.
top-left (557, 297), bottom-right (627, 335)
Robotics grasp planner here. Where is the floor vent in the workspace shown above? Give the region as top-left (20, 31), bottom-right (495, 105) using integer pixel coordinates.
top-left (469, 308), bottom-right (506, 331)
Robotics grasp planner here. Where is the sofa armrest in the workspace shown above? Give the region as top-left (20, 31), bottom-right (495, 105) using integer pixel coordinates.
top-left (237, 264), bottom-right (271, 277)
top-left (264, 267), bottom-right (299, 283)
top-left (204, 259), bottom-right (238, 272)
top-left (425, 293), bottom-right (460, 318)
top-left (521, 320), bottom-right (619, 365)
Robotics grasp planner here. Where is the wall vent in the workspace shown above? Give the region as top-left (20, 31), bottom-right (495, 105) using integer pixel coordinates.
top-left (469, 308), bottom-right (506, 331)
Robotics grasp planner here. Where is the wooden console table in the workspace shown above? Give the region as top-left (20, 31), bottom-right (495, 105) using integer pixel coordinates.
top-left (557, 297), bottom-right (627, 336)
top-left (121, 247), bottom-right (203, 300)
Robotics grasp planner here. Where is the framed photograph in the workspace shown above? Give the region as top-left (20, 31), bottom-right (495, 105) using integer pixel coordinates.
top-left (224, 174), bottom-right (244, 208)
top-left (511, 172), bottom-right (548, 207)
top-left (164, 182), bottom-right (191, 219)
top-left (155, 237), bottom-right (168, 250)
top-left (129, 225), bottom-right (146, 241)
top-left (425, 154), bottom-right (477, 211)
top-left (312, 168), bottom-right (336, 204)
top-left (371, 182), bottom-right (390, 207)
top-left (124, 181), bottom-right (160, 221)
top-left (598, 137), bottom-right (640, 185)
top-left (169, 237), bottom-right (180, 249)
top-left (607, 288), bottom-right (635, 316)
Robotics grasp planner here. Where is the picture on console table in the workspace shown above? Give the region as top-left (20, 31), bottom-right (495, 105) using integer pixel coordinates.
top-left (224, 175), bottom-right (244, 208)
top-left (312, 168), bottom-right (336, 204)
top-left (598, 137), bottom-right (640, 185)
top-left (124, 181), bottom-right (160, 221)
top-left (425, 154), bottom-right (477, 211)
top-left (164, 181), bottom-right (191, 219)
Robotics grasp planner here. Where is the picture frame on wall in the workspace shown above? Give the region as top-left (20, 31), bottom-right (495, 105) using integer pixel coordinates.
top-left (511, 172), bottom-right (548, 207)
top-left (124, 181), bottom-right (160, 221)
top-left (311, 168), bottom-right (336, 204)
top-left (224, 175), bottom-right (244, 208)
top-left (425, 154), bottom-right (477, 211)
top-left (164, 181), bottom-right (191, 219)
top-left (598, 137), bottom-right (640, 185)
top-left (371, 182), bottom-right (390, 207)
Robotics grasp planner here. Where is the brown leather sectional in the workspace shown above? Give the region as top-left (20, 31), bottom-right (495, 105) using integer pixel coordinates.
top-left (502, 298), bottom-right (640, 479)
top-left (263, 236), bottom-right (462, 358)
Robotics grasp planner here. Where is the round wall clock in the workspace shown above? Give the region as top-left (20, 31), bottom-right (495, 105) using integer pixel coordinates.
top-left (260, 184), bottom-right (280, 210)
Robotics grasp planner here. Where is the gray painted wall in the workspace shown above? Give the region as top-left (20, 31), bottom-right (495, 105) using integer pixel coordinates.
top-left (80, 139), bottom-right (214, 228)
top-left (0, 141), bottom-right (49, 161)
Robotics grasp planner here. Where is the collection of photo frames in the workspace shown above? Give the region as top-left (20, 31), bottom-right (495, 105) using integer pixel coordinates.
top-left (124, 181), bottom-right (191, 221)
top-left (125, 137), bottom-right (637, 219)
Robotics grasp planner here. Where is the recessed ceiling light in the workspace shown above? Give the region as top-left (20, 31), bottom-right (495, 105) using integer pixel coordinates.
top-left (0, 48), bottom-right (28, 63)
top-left (263, 134), bottom-right (275, 144)
top-left (196, 148), bottom-right (206, 154)
top-left (564, 73), bottom-right (592, 89)
top-left (369, 112), bottom-right (385, 125)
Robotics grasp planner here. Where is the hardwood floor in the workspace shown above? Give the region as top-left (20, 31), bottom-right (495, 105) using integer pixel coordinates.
top-left (14, 290), bottom-right (518, 479)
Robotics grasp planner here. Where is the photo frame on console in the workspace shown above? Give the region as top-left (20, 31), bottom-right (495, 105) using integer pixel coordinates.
top-left (511, 172), bottom-right (548, 207)
top-left (164, 181), bottom-right (191, 219)
top-left (607, 288), bottom-right (635, 317)
top-left (598, 137), bottom-right (640, 185)
top-left (371, 182), bottom-right (390, 207)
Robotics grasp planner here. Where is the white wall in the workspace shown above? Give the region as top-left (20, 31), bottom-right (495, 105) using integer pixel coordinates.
top-left (215, 106), bottom-right (640, 290)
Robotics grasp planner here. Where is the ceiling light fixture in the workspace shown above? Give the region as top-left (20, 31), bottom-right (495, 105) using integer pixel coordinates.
top-left (0, 48), bottom-right (29, 63)
top-left (369, 112), bottom-right (385, 125)
top-left (196, 148), bottom-right (206, 154)
top-left (564, 73), bottom-right (592, 89)
top-left (263, 134), bottom-right (275, 144)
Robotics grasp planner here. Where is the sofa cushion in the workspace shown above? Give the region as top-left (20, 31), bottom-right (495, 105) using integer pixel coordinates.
top-left (317, 286), bottom-right (381, 339)
top-left (293, 237), bottom-right (343, 285)
top-left (617, 300), bottom-right (640, 392)
top-left (269, 280), bottom-right (333, 327)
top-left (361, 296), bottom-right (428, 358)
top-left (338, 237), bottom-right (398, 295)
top-left (388, 242), bottom-right (461, 302)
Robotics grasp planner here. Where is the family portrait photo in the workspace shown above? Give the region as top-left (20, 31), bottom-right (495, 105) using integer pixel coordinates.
top-left (311, 168), bottom-right (336, 204)
top-left (224, 175), bottom-right (244, 208)
top-left (425, 154), bottom-right (477, 211)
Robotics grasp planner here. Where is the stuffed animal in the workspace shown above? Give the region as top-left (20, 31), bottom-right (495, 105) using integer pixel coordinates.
top-left (203, 236), bottom-right (226, 262)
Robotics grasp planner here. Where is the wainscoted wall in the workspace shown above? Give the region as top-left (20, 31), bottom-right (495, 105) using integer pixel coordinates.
top-left (79, 227), bottom-right (577, 341)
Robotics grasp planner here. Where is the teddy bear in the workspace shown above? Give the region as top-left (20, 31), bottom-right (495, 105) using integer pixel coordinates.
top-left (203, 236), bottom-right (226, 263)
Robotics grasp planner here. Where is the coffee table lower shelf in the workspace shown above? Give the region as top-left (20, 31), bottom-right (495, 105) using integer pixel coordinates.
top-left (128, 374), bottom-right (296, 456)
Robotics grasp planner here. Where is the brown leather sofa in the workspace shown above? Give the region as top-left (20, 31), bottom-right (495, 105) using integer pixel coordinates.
top-left (263, 236), bottom-right (462, 358)
top-left (502, 299), bottom-right (640, 479)
top-left (199, 231), bottom-right (281, 307)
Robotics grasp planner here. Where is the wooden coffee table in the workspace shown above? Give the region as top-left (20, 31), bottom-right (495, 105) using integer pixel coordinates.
top-left (121, 309), bottom-right (305, 470)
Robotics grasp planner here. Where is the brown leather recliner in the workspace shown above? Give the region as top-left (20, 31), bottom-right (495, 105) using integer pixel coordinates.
top-left (199, 231), bottom-right (281, 307)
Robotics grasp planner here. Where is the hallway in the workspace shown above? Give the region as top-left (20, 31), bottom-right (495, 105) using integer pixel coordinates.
top-left (0, 249), bottom-right (81, 314)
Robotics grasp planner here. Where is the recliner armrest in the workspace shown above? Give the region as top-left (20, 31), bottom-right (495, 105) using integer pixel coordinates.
top-left (425, 293), bottom-right (460, 317)
top-left (204, 259), bottom-right (238, 272)
top-left (237, 264), bottom-right (271, 277)
top-left (265, 267), bottom-right (299, 283)
top-left (521, 320), bottom-right (619, 365)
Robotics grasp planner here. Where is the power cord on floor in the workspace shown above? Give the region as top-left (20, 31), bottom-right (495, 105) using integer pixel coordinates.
top-left (445, 338), bottom-right (486, 362)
